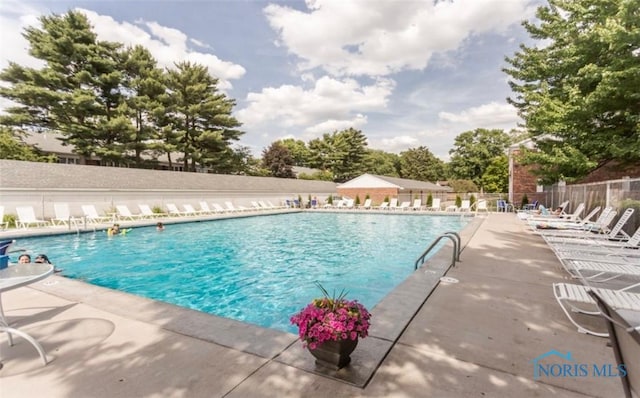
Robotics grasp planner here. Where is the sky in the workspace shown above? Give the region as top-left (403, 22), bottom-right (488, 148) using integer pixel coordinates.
top-left (0, 0), bottom-right (541, 160)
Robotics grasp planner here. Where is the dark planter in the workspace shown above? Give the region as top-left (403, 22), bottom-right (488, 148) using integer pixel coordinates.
top-left (308, 338), bottom-right (358, 370)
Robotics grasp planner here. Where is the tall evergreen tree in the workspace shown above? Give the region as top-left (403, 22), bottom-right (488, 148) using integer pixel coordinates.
top-left (120, 45), bottom-right (167, 167)
top-left (0, 11), bottom-right (127, 163)
top-left (165, 61), bottom-right (243, 172)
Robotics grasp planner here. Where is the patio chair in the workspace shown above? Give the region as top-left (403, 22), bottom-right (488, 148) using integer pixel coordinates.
top-left (388, 198), bottom-right (399, 210)
top-left (496, 199), bottom-right (513, 213)
top-left (559, 259), bottom-right (640, 284)
top-left (199, 202), bottom-right (215, 214)
top-left (166, 203), bottom-right (187, 217)
top-left (398, 201), bottom-right (411, 211)
top-left (182, 204), bottom-right (202, 216)
top-left (376, 201), bottom-right (389, 210)
top-left (530, 206), bottom-right (604, 232)
top-left (543, 209), bottom-right (636, 247)
top-left (522, 200), bottom-right (538, 211)
top-left (81, 205), bottom-right (113, 224)
top-left (225, 201), bottom-right (244, 212)
top-left (51, 203), bottom-right (81, 227)
top-left (553, 283), bottom-right (640, 337)
top-left (473, 199), bottom-right (489, 214)
top-left (211, 203), bottom-right (227, 213)
top-left (411, 199), bottom-right (422, 211)
top-left (116, 205), bottom-right (146, 221)
top-left (459, 200), bottom-right (471, 212)
top-left (16, 206), bottom-right (49, 228)
top-left (427, 198), bottom-right (441, 211)
top-left (138, 204), bottom-right (167, 218)
top-left (361, 198), bottom-right (372, 210)
top-left (536, 207), bottom-right (617, 239)
top-left (588, 290), bottom-right (640, 398)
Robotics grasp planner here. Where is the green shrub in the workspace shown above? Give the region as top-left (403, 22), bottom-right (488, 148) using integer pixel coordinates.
top-left (327, 196), bottom-right (333, 205)
top-left (470, 194), bottom-right (476, 207)
top-left (521, 194), bottom-right (529, 208)
top-left (355, 195), bottom-right (361, 206)
top-left (152, 205), bottom-right (164, 214)
top-left (455, 195), bottom-right (462, 208)
top-left (365, 193), bottom-right (370, 200)
top-left (4, 213), bottom-right (16, 228)
top-left (427, 193), bottom-right (433, 207)
top-left (383, 195), bottom-right (390, 203)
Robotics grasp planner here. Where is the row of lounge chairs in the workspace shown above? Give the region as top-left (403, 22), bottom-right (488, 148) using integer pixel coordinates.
top-left (321, 198), bottom-right (489, 213)
top-left (0, 201), bottom-right (286, 229)
top-left (524, 203), bottom-right (640, 395)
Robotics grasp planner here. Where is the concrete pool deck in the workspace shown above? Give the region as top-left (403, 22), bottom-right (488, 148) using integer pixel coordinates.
top-left (0, 212), bottom-right (625, 397)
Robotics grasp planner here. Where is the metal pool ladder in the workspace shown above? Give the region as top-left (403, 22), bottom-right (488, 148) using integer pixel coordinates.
top-left (414, 231), bottom-right (461, 270)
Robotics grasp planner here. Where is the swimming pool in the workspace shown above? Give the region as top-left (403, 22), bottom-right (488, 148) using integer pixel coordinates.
top-left (14, 212), bottom-right (470, 333)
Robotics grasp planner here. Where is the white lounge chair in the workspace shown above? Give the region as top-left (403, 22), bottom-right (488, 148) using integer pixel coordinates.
top-left (361, 198), bottom-right (372, 210)
top-left (388, 198), bottom-right (399, 210)
top-left (530, 206), bottom-right (606, 233)
top-left (16, 206), bottom-right (49, 228)
top-left (427, 198), bottom-right (441, 211)
top-left (561, 259), bottom-right (640, 284)
top-left (473, 199), bottom-right (489, 214)
top-left (459, 200), bottom-right (471, 212)
top-left (81, 205), bottom-right (113, 224)
top-left (51, 203), bottom-right (81, 227)
top-left (199, 202), bottom-right (215, 214)
top-left (553, 283), bottom-right (640, 337)
top-left (225, 201), bottom-right (243, 212)
top-left (181, 204), bottom-right (200, 216)
top-left (544, 209), bottom-right (636, 247)
top-left (211, 203), bottom-right (227, 213)
top-left (589, 290), bottom-right (640, 397)
top-left (116, 205), bottom-right (145, 221)
top-left (166, 203), bottom-right (187, 217)
top-left (138, 204), bottom-right (167, 218)
top-left (398, 201), bottom-right (411, 211)
top-left (376, 201), bottom-right (389, 210)
top-left (411, 199), bottom-right (422, 211)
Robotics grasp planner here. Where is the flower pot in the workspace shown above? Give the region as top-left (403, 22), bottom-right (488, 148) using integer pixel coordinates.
top-left (308, 338), bottom-right (358, 370)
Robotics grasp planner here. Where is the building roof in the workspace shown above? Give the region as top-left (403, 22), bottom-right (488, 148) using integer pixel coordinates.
top-left (0, 159), bottom-right (338, 193)
top-left (337, 173), bottom-right (452, 192)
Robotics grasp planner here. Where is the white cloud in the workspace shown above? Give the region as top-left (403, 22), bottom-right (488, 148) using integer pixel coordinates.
top-left (0, 1), bottom-right (45, 70)
top-left (78, 9), bottom-right (245, 90)
top-left (375, 135), bottom-right (420, 153)
top-left (264, 0), bottom-right (536, 77)
top-left (438, 101), bottom-right (519, 127)
top-left (0, 4), bottom-right (246, 91)
top-left (237, 76), bottom-right (394, 132)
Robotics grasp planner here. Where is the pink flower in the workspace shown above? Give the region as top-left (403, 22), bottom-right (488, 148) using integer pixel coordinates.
top-left (291, 295), bottom-right (371, 347)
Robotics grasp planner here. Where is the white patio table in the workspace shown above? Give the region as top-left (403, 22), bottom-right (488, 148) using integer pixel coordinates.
top-left (0, 262), bottom-right (54, 365)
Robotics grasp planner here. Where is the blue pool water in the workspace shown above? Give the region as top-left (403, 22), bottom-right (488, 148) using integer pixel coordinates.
top-left (13, 212), bottom-right (469, 333)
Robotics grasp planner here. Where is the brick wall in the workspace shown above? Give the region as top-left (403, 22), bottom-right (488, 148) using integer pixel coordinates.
top-left (336, 188), bottom-right (399, 205)
top-left (511, 148), bottom-right (545, 206)
top-left (576, 161), bottom-right (640, 184)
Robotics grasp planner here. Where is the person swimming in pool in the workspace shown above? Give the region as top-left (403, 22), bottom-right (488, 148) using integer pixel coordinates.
top-left (18, 253), bottom-right (31, 264)
top-left (107, 224), bottom-right (131, 236)
top-left (35, 253), bottom-right (63, 273)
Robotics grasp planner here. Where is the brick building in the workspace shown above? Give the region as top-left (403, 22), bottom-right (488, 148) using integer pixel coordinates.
top-left (336, 174), bottom-right (452, 206)
top-left (508, 139), bottom-right (544, 206)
